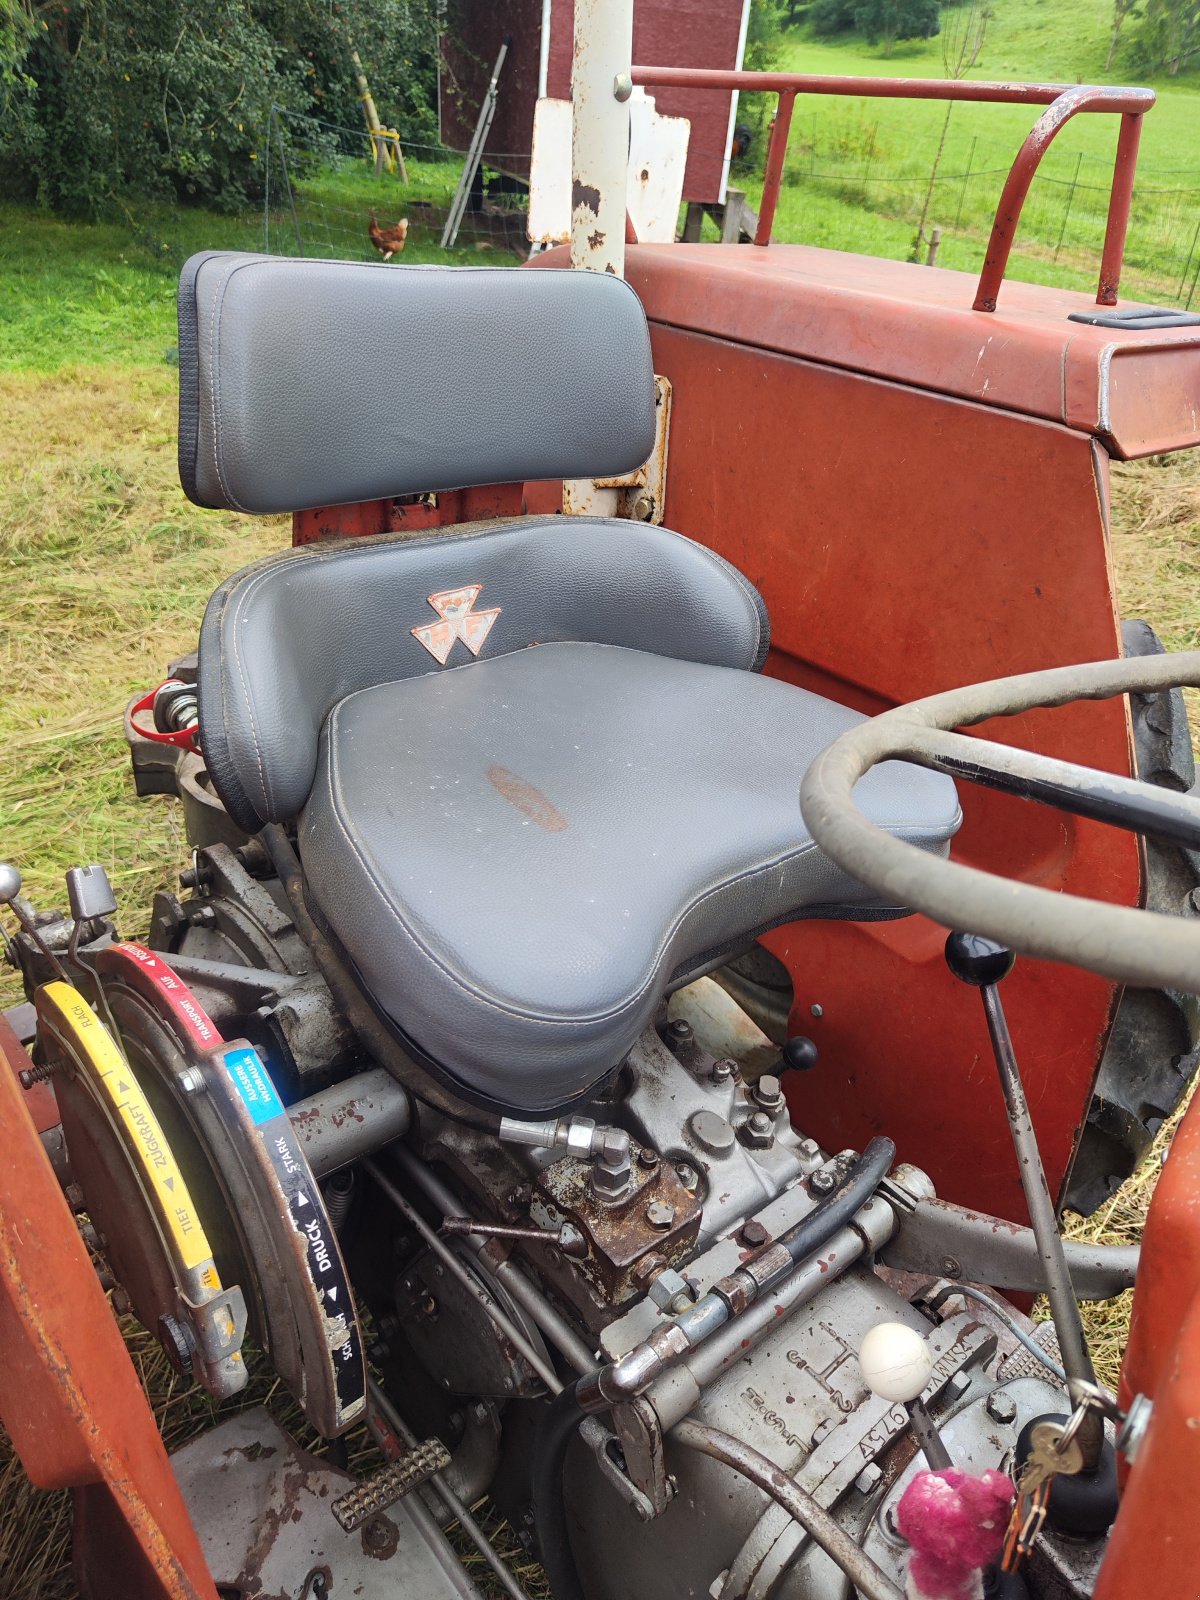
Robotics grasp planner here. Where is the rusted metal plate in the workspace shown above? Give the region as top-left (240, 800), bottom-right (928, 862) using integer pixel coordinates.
top-left (171, 1407), bottom-right (479, 1599)
top-left (531, 1151), bottom-right (700, 1307)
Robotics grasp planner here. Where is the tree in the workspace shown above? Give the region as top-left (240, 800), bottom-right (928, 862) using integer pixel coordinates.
top-left (1134, 0), bottom-right (1200, 73)
top-left (910, 0), bottom-right (990, 258)
top-left (853, 0), bottom-right (941, 54)
top-left (0, 0), bottom-right (441, 214)
top-left (1107, 0), bottom-right (1141, 70)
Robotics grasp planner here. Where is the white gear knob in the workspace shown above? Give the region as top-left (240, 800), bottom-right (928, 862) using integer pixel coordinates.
top-left (0, 863), bottom-right (22, 906)
top-left (858, 1321), bottom-right (934, 1403)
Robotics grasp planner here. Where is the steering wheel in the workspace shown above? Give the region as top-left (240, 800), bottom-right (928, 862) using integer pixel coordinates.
top-left (799, 651), bottom-right (1200, 996)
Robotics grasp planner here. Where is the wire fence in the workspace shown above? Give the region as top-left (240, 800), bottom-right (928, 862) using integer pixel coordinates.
top-left (262, 100), bottom-right (1200, 308)
top-left (262, 106), bottom-right (530, 265)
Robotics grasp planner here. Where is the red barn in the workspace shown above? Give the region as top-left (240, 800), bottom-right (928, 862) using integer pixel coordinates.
top-left (439, 0), bottom-right (752, 203)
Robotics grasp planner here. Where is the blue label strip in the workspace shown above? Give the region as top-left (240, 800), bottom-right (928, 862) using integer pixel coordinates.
top-left (224, 1046), bottom-right (286, 1127)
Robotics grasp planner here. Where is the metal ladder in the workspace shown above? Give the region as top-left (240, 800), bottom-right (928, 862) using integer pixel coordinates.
top-left (441, 38), bottom-right (510, 250)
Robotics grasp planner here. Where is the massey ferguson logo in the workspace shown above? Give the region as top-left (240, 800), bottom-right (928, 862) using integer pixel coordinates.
top-left (411, 584), bottom-right (501, 665)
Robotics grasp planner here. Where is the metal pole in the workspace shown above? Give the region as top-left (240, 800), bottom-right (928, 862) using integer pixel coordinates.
top-left (1176, 209), bottom-right (1200, 299)
top-left (980, 985), bottom-right (1102, 1470)
top-left (1054, 149), bottom-right (1084, 262)
top-left (368, 1379), bottom-right (530, 1600)
top-left (569, 0), bottom-right (634, 274)
top-left (954, 133), bottom-right (976, 230)
top-left (538, 0), bottom-right (552, 99)
top-left (388, 1143), bottom-right (599, 1376)
top-left (754, 92), bottom-right (796, 246)
top-left (363, 1157), bottom-right (563, 1395)
top-left (1097, 109), bottom-right (1143, 304)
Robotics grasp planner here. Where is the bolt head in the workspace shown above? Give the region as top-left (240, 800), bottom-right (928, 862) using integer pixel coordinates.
top-left (754, 1074), bottom-right (784, 1111)
top-left (986, 1389), bottom-right (1018, 1426)
top-left (638, 1146), bottom-right (660, 1169)
top-left (613, 71), bottom-right (634, 103)
top-left (645, 1199), bottom-right (675, 1230)
top-left (711, 1058), bottom-right (734, 1083)
top-left (740, 1219), bottom-right (769, 1248)
top-left (810, 1167), bottom-right (838, 1194)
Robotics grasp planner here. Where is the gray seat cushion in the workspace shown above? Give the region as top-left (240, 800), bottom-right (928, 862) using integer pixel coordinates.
top-left (299, 642), bottom-right (961, 1113)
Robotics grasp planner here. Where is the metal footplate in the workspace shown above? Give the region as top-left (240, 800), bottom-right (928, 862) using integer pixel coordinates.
top-left (331, 1437), bottom-right (452, 1532)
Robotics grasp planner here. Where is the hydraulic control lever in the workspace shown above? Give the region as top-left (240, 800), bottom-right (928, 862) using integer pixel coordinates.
top-left (945, 931), bottom-right (1102, 1469)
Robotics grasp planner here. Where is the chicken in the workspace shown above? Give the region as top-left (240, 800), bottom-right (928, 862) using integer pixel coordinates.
top-left (368, 211), bottom-right (410, 260)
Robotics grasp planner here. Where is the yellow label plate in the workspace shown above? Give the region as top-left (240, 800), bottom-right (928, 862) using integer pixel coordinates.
top-left (37, 981), bottom-right (217, 1276)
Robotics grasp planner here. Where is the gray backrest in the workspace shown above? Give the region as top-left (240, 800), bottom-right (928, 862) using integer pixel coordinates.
top-left (199, 516), bottom-right (770, 834)
top-left (178, 252), bottom-right (657, 514)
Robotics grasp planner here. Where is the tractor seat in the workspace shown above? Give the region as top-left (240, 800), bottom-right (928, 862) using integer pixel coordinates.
top-left (181, 252), bottom-right (961, 1116)
top-left (296, 638), bottom-right (959, 1111)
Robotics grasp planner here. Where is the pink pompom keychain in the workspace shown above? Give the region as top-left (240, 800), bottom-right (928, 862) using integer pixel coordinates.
top-left (896, 1467), bottom-right (1015, 1600)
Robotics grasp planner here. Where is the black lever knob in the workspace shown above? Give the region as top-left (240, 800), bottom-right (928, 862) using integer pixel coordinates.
top-left (945, 931), bottom-right (1016, 988)
top-left (781, 1036), bottom-right (819, 1073)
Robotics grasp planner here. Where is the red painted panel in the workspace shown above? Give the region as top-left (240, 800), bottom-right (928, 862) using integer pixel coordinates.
top-left (0, 1019), bottom-right (216, 1598)
top-left (638, 311), bottom-right (1138, 1220)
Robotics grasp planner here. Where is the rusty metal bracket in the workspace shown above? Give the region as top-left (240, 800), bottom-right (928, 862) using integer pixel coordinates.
top-left (565, 374), bottom-right (672, 522)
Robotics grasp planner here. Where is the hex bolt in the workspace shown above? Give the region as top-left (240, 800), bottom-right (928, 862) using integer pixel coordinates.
top-left (177, 1066), bottom-right (205, 1095)
top-left (666, 1018), bottom-right (693, 1051)
top-left (740, 1219), bottom-right (769, 1248)
top-left (645, 1199), bottom-right (675, 1230)
top-left (986, 1389), bottom-right (1017, 1426)
top-left (638, 1147), bottom-right (660, 1169)
top-left (711, 1058), bottom-right (734, 1083)
top-left (810, 1166), bottom-right (838, 1195)
top-left (753, 1074), bottom-right (784, 1113)
top-left (798, 1138), bottom-right (821, 1163)
top-left (675, 1161), bottom-right (699, 1191)
top-left (855, 1463), bottom-right (883, 1495)
top-left (630, 492), bottom-right (655, 521)
top-left (613, 71), bottom-right (634, 102)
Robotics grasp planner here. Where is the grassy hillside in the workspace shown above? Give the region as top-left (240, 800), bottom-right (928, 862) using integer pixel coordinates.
top-left (718, 0), bottom-right (1200, 300)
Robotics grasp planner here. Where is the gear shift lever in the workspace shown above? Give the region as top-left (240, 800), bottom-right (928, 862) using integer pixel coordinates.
top-left (945, 932), bottom-right (1101, 1471)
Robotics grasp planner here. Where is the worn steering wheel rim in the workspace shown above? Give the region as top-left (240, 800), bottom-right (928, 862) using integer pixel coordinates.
top-left (799, 651), bottom-right (1200, 997)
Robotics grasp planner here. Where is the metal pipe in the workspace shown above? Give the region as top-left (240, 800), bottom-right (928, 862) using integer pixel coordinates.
top-left (1098, 110), bottom-right (1143, 304)
top-left (630, 67), bottom-right (1154, 108)
top-left (906, 1399), bottom-right (953, 1470)
top-left (288, 1068), bottom-right (411, 1179)
top-left (973, 87), bottom-right (1123, 311)
top-left (368, 1378), bottom-right (530, 1600)
top-left (389, 1143), bottom-right (599, 1376)
top-left (754, 92), bottom-right (795, 246)
top-left (629, 66), bottom-right (1153, 311)
top-left (570, 0), bottom-right (634, 275)
top-left (650, 1201), bottom-right (895, 1431)
top-left (671, 1422), bottom-right (905, 1600)
top-left (981, 985), bottom-right (1103, 1471)
top-left (364, 1157), bottom-right (564, 1395)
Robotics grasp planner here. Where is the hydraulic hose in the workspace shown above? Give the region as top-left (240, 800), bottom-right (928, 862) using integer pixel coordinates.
top-left (533, 1382), bottom-right (591, 1600)
top-left (775, 1135), bottom-right (896, 1267)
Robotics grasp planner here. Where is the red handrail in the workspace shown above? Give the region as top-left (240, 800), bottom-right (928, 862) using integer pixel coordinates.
top-left (630, 67), bottom-right (1156, 313)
